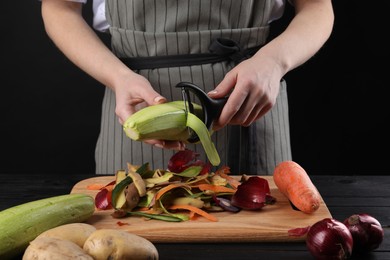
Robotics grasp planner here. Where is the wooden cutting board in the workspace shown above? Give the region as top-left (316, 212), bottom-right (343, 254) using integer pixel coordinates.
top-left (71, 176), bottom-right (332, 243)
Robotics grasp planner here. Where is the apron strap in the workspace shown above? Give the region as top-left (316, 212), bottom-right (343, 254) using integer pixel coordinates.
top-left (120, 38), bottom-right (261, 70)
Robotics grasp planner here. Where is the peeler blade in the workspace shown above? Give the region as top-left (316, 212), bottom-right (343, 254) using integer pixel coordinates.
top-left (176, 82), bottom-right (228, 143)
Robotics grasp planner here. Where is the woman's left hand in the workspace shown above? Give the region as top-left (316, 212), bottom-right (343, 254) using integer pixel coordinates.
top-left (208, 55), bottom-right (283, 131)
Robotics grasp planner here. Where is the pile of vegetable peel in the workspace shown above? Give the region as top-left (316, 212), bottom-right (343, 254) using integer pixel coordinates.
top-left (90, 150), bottom-right (276, 222)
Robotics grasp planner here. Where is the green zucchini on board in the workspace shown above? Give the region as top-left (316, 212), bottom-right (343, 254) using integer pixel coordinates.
top-left (0, 193), bottom-right (95, 259)
top-left (123, 101), bottom-right (220, 166)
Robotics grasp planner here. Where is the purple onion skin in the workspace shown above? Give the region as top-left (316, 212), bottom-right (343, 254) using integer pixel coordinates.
top-left (214, 197), bottom-right (241, 212)
top-left (343, 213), bottom-right (384, 252)
top-left (230, 177), bottom-right (268, 210)
top-left (306, 218), bottom-right (353, 260)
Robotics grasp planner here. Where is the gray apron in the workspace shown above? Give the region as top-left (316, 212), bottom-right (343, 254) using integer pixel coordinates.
top-left (95, 0), bottom-right (292, 175)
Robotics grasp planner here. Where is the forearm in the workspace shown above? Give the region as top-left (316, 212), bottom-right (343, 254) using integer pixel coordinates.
top-left (41, 0), bottom-right (132, 90)
top-left (254, 0), bottom-right (334, 76)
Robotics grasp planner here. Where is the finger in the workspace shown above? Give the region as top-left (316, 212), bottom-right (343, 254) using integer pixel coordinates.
top-left (252, 103), bottom-right (272, 122)
top-left (216, 83), bottom-right (248, 128)
top-left (139, 92), bottom-right (166, 106)
top-left (208, 71), bottom-right (236, 98)
top-left (163, 140), bottom-right (186, 150)
top-left (152, 96), bottom-right (167, 105)
top-left (144, 139), bottom-right (186, 151)
top-left (130, 76), bottom-right (167, 106)
top-left (232, 90), bottom-right (265, 126)
top-left (239, 91), bottom-right (274, 126)
top-left (117, 96), bottom-right (166, 125)
top-left (115, 95), bottom-right (140, 125)
top-left (116, 106), bottom-right (136, 125)
top-left (230, 98), bottom-right (257, 125)
top-left (242, 103), bottom-right (271, 127)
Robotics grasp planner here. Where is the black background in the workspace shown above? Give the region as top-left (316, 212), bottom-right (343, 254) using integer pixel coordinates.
top-left (1, 1), bottom-right (389, 175)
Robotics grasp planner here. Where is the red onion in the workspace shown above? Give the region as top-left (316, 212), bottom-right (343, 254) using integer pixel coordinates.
top-left (343, 213), bottom-right (384, 252)
top-left (306, 218), bottom-right (353, 260)
top-left (230, 176), bottom-right (272, 210)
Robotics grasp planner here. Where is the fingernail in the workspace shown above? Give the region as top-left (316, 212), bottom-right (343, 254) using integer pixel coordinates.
top-left (154, 143), bottom-right (164, 149)
top-left (208, 90), bottom-right (217, 95)
top-left (154, 96), bottom-right (165, 103)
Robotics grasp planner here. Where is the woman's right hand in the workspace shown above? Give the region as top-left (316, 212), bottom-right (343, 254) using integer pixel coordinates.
top-left (113, 71), bottom-right (165, 125)
top-left (41, 0), bottom-right (185, 151)
top-left (113, 71), bottom-right (186, 151)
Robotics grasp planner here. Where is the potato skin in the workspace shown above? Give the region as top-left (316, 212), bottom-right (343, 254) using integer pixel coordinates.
top-left (35, 223), bottom-right (96, 248)
top-left (22, 237), bottom-right (93, 260)
top-left (83, 229), bottom-right (159, 260)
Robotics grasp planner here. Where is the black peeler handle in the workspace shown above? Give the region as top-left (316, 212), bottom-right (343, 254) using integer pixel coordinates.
top-left (176, 82), bottom-right (227, 142)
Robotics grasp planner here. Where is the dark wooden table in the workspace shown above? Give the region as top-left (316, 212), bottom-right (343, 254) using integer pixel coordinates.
top-left (1, 173), bottom-right (389, 259)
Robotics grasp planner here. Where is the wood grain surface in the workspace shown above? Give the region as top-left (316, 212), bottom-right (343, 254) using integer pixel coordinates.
top-left (71, 176), bottom-right (332, 243)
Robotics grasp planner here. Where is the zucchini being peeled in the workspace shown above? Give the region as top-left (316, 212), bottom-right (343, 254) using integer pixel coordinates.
top-left (123, 101), bottom-right (220, 166)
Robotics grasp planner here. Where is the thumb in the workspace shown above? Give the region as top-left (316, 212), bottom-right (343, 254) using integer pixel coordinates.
top-left (117, 92), bottom-right (166, 125)
top-left (152, 95), bottom-right (167, 105)
top-left (118, 96), bottom-right (165, 125)
top-left (141, 88), bottom-right (167, 106)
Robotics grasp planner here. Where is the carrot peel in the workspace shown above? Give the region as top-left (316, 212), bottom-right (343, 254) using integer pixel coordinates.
top-left (154, 183), bottom-right (191, 201)
top-left (194, 183), bottom-right (236, 194)
top-left (168, 204), bottom-right (218, 222)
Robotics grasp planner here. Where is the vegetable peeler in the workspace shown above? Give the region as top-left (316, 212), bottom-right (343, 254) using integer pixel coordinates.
top-left (176, 82), bottom-right (227, 143)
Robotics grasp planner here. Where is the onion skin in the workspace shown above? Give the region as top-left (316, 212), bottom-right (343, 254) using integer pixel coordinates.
top-left (343, 213), bottom-right (384, 252)
top-left (213, 197), bottom-right (241, 212)
top-left (230, 177), bottom-right (270, 210)
top-left (306, 218), bottom-right (353, 260)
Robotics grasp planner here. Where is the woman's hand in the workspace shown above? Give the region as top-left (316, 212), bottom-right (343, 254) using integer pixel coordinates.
top-left (208, 54), bottom-right (283, 131)
top-left (113, 71), bottom-right (186, 150)
top-left (113, 71), bottom-right (165, 125)
top-left (41, 0), bottom-right (185, 151)
top-left (209, 0), bottom-right (334, 131)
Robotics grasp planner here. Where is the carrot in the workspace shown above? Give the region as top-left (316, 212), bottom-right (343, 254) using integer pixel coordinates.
top-left (168, 204), bottom-right (218, 222)
top-left (273, 161), bottom-right (321, 214)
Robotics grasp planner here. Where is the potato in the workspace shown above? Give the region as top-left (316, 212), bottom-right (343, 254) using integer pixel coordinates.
top-left (83, 229), bottom-right (159, 260)
top-left (23, 237), bottom-right (93, 260)
top-left (35, 223), bottom-right (96, 247)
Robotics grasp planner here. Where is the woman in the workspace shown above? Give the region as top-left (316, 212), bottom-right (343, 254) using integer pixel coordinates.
top-left (41, 0), bottom-right (334, 175)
